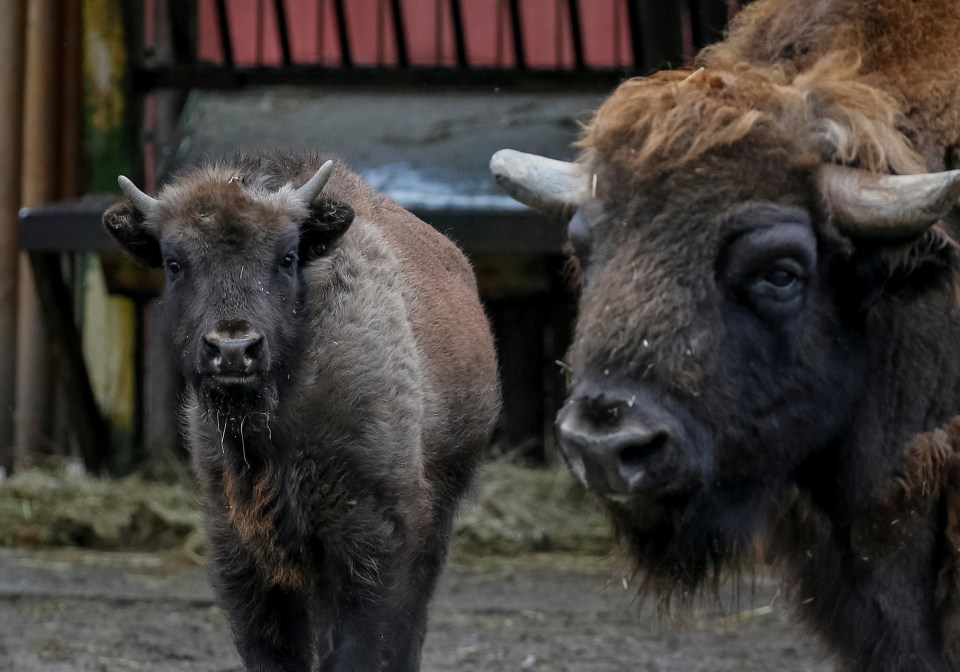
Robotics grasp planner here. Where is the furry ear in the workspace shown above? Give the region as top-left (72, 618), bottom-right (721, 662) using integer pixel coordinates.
top-left (102, 201), bottom-right (163, 267)
top-left (881, 229), bottom-right (960, 299)
top-left (299, 200), bottom-right (355, 263)
top-left (845, 229), bottom-right (959, 310)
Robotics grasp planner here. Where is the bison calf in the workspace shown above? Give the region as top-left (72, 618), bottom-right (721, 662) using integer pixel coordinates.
top-left (103, 153), bottom-right (500, 672)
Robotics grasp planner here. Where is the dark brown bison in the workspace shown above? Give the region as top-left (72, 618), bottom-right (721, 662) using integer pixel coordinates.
top-left (492, 0), bottom-right (960, 669)
top-left (102, 152), bottom-right (500, 672)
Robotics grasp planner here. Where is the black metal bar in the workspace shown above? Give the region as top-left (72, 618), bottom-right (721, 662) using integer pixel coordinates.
top-left (638, 0), bottom-right (684, 70)
top-left (167, 0), bottom-right (198, 65)
top-left (625, 0), bottom-right (644, 71)
top-left (566, 0), bottom-right (585, 69)
top-left (131, 64), bottom-right (626, 92)
top-left (507, 0), bottom-right (525, 69)
top-left (29, 253), bottom-right (109, 474)
top-left (273, 0), bottom-right (293, 65)
top-left (332, 0), bottom-right (353, 66)
top-left (449, 0), bottom-right (468, 68)
top-left (214, 0), bottom-right (234, 67)
top-left (690, 0), bottom-right (729, 51)
top-left (388, 0), bottom-right (409, 66)
top-left (20, 197), bottom-right (566, 255)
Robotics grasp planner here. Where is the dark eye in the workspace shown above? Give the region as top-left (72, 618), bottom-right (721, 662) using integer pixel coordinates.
top-left (748, 259), bottom-right (805, 306)
top-left (761, 266), bottom-right (798, 289)
top-left (165, 258), bottom-right (182, 275)
top-left (280, 252), bottom-right (297, 269)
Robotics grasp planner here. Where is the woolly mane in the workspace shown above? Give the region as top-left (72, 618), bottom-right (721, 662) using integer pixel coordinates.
top-left (579, 51), bottom-right (925, 178)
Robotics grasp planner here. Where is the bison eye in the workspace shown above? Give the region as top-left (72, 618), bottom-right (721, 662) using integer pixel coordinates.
top-left (280, 252), bottom-right (297, 269)
top-left (762, 267), bottom-right (798, 289)
top-left (748, 259), bottom-right (805, 307)
top-left (165, 258), bottom-right (182, 275)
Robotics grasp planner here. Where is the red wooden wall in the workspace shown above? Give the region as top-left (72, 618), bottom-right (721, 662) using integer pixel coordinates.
top-left (190, 0), bottom-right (646, 69)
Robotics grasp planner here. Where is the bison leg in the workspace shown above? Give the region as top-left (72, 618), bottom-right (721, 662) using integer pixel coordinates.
top-left (321, 589), bottom-right (432, 672)
top-left (322, 531), bottom-right (453, 671)
top-left (208, 532), bottom-right (321, 672)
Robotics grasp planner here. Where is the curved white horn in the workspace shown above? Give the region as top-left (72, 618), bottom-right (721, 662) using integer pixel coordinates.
top-left (294, 160), bottom-right (335, 205)
top-left (117, 175), bottom-right (159, 214)
top-left (820, 164), bottom-right (960, 238)
top-left (490, 149), bottom-right (589, 216)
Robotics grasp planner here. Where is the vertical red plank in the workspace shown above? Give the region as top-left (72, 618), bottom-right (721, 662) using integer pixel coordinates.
top-left (577, 0), bottom-right (616, 68)
top-left (285, 0), bottom-right (318, 63)
top-left (343, 0), bottom-right (398, 65)
top-left (462, 0), bottom-right (514, 67)
top-left (197, 0), bottom-right (219, 63)
top-left (520, 0), bottom-right (570, 69)
top-left (143, 0), bottom-right (155, 51)
top-left (260, 0), bottom-right (281, 65)
top-left (400, 0), bottom-right (437, 66)
top-left (223, 2), bottom-right (256, 66)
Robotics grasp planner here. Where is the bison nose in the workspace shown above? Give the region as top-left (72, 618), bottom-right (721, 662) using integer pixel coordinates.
top-left (557, 397), bottom-right (671, 497)
top-left (202, 324), bottom-right (264, 377)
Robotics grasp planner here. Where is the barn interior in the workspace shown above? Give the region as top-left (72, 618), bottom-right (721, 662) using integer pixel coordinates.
top-left (10, 0), bottom-right (734, 475)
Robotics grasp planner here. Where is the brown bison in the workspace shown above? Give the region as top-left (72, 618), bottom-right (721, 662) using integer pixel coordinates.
top-left (492, 0), bottom-right (960, 670)
top-left (102, 152), bottom-right (500, 672)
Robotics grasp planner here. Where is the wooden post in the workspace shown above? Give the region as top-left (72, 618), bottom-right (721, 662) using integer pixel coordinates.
top-left (83, 0), bottom-right (139, 473)
top-left (16, 0), bottom-right (61, 466)
top-left (0, 0), bottom-right (26, 474)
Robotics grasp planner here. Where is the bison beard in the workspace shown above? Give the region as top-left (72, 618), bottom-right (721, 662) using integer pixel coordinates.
top-left (102, 152), bottom-right (500, 672)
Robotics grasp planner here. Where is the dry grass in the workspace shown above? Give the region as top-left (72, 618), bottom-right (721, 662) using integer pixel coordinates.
top-left (0, 468), bottom-right (204, 559)
top-left (454, 462), bottom-right (612, 557)
top-left (0, 462), bottom-right (612, 559)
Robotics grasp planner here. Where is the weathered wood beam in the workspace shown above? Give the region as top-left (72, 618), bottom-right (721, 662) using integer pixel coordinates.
top-left (0, 0), bottom-right (26, 474)
top-left (16, 0), bottom-right (60, 466)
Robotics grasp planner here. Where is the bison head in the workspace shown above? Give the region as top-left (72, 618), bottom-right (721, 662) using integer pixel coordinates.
top-left (492, 66), bottom-right (960, 593)
top-left (103, 158), bottom-right (354, 420)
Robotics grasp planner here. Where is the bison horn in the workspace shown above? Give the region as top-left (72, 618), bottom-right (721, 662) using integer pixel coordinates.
top-left (490, 149), bottom-right (589, 217)
top-left (294, 160), bottom-right (335, 205)
top-left (117, 175), bottom-right (159, 214)
top-left (820, 164), bottom-right (960, 238)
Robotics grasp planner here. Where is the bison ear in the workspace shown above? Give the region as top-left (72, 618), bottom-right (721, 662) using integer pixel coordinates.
top-left (299, 200), bottom-right (355, 263)
top-left (102, 201), bottom-right (162, 267)
top-left (844, 229), bottom-right (959, 310)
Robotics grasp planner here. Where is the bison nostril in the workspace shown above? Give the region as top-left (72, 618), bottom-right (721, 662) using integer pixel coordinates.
top-left (244, 335), bottom-right (264, 362)
top-left (619, 431), bottom-right (668, 472)
top-left (202, 331), bottom-right (264, 376)
top-left (203, 337), bottom-right (221, 361)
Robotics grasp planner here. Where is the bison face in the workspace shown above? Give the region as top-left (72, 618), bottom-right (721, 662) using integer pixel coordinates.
top-left (103, 161), bottom-right (353, 420)
top-left (492, 138), bottom-right (960, 590)
top-left (557, 161), bottom-right (873, 584)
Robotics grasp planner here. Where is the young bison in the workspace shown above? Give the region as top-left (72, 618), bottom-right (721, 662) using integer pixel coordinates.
top-left (102, 153), bottom-right (500, 672)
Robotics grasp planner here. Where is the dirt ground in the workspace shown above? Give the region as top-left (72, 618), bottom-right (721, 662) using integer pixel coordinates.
top-left (0, 547), bottom-right (833, 672)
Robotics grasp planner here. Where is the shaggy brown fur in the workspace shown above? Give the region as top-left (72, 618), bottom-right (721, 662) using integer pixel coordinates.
top-left (580, 52), bottom-right (925, 179)
top-left (103, 152), bottom-right (500, 672)
top-left (702, 0), bottom-right (960, 168)
top-left (582, 0), bottom-right (960, 177)
top-left (559, 1), bottom-right (960, 671)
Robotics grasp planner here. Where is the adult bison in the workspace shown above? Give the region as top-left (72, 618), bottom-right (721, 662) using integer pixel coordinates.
top-left (492, 0), bottom-right (960, 669)
top-left (102, 153), bottom-right (500, 672)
